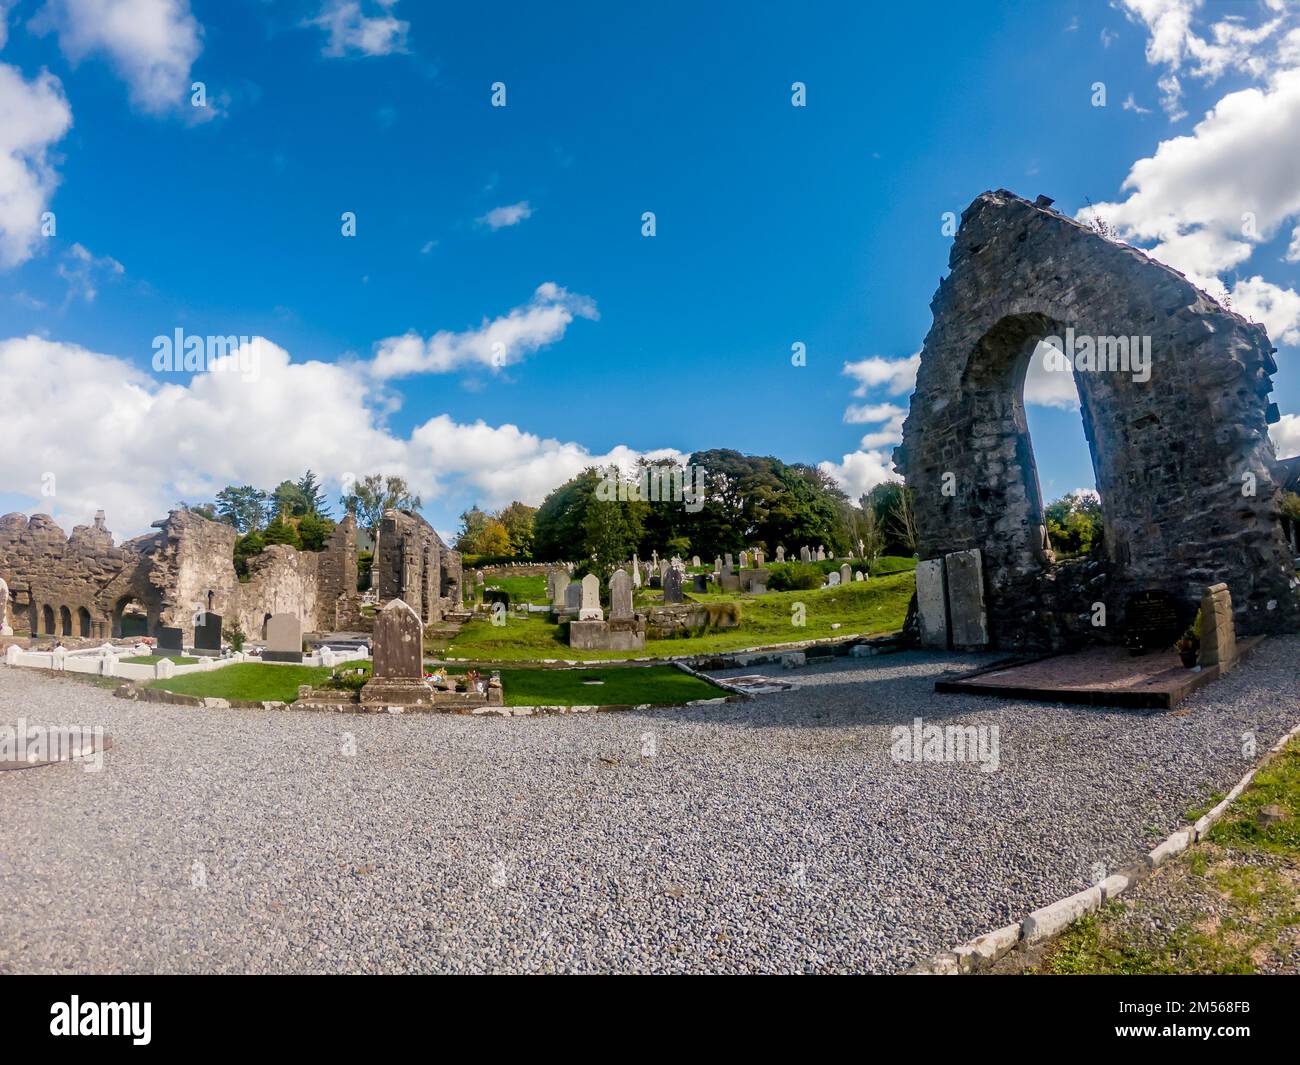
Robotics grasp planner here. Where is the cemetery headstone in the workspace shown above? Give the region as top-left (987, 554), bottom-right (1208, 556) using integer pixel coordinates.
top-left (840, 563), bottom-right (851, 585)
top-left (264, 613), bottom-right (304, 663)
top-left (946, 549), bottom-right (988, 649)
top-left (776, 546), bottom-right (785, 563)
top-left (551, 572), bottom-right (571, 610)
top-left (159, 626), bottom-right (185, 655)
top-left (579, 573), bottom-right (604, 620)
top-left (739, 551), bottom-right (749, 569)
top-left (692, 555), bottom-right (701, 568)
top-left (826, 572), bottom-right (841, 586)
top-left (565, 582), bottom-right (581, 611)
top-left (610, 569), bottom-right (633, 619)
top-left (361, 599), bottom-right (433, 708)
top-left (194, 612), bottom-right (222, 656)
top-left (663, 566), bottom-right (684, 604)
top-left (693, 574), bottom-right (709, 593)
top-left (915, 558), bottom-right (948, 649)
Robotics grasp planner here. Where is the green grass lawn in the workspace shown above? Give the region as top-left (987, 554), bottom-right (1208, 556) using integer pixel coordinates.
top-left (444, 570), bottom-right (914, 662)
top-left (146, 663), bottom-right (345, 702)
top-left (481, 572), bottom-right (549, 604)
top-left (122, 654), bottom-right (199, 665)
top-left (1004, 741), bottom-right (1300, 975)
top-left (496, 665), bottom-right (721, 706)
top-left (144, 660), bottom-right (716, 708)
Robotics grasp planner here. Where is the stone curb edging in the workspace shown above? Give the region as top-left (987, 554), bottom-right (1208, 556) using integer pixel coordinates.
top-left (906, 718), bottom-right (1300, 974)
top-left (112, 680), bottom-right (747, 717)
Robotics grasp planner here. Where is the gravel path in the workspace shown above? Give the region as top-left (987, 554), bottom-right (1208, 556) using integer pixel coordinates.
top-left (2, 638), bottom-right (1297, 974)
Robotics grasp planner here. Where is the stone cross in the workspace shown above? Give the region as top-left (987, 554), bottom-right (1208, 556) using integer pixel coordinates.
top-left (579, 573), bottom-right (603, 620)
top-left (610, 569), bottom-right (633, 619)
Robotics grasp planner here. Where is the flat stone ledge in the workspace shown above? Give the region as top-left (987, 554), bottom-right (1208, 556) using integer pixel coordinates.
top-left (1022, 885), bottom-right (1102, 945)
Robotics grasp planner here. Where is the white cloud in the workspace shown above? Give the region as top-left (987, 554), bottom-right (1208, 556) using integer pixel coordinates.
top-left (1271, 412), bottom-right (1300, 458)
top-left (33, 0), bottom-right (203, 114)
top-left (1231, 275), bottom-right (1300, 345)
top-left (56, 241), bottom-right (123, 302)
top-left (842, 353), bottom-right (920, 397)
top-left (0, 333), bottom-right (685, 537)
top-left (0, 63), bottom-right (71, 269)
top-left (307, 0), bottom-right (409, 58)
top-left (1122, 93), bottom-right (1152, 114)
top-left (817, 450), bottom-right (897, 501)
top-left (369, 282), bottom-right (597, 379)
top-left (843, 402), bottom-right (904, 425)
top-left (478, 201), bottom-right (533, 230)
top-left (1024, 340), bottom-right (1083, 409)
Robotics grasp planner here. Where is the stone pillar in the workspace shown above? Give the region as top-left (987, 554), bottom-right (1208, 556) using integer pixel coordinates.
top-left (1199, 583), bottom-right (1237, 673)
top-left (915, 558), bottom-right (948, 649)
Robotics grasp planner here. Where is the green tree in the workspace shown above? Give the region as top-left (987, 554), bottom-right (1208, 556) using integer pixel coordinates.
top-left (263, 516), bottom-right (301, 548)
top-left (298, 511), bottom-right (336, 551)
top-left (233, 529), bottom-right (266, 578)
top-left (339, 474), bottom-right (422, 541)
top-left (272, 479), bottom-right (310, 519)
top-left (215, 485), bottom-right (269, 533)
top-left (455, 506), bottom-right (491, 553)
top-left (496, 501), bottom-right (537, 557)
top-left (296, 470), bottom-right (331, 516)
top-left (1044, 492), bottom-right (1103, 557)
top-left (533, 467), bottom-right (647, 565)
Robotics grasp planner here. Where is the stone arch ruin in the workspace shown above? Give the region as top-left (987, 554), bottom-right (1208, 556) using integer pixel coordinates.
top-left (895, 190), bottom-right (1300, 651)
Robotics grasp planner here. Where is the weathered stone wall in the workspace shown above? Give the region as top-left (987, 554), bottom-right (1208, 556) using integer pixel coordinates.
top-left (375, 509), bottom-right (463, 623)
top-left (896, 189), bottom-right (1300, 651)
top-left (0, 507), bottom-right (365, 642)
top-left (237, 544), bottom-right (320, 639)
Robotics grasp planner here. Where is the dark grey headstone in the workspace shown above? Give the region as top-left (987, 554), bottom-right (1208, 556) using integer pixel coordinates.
top-left (663, 566), bottom-right (684, 604)
top-left (158, 626), bottom-right (184, 653)
top-left (193, 612), bottom-right (222, 653)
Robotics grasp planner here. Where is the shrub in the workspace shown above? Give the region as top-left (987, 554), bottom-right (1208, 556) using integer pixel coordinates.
top-left (768, 562), bottom-right (824, 591)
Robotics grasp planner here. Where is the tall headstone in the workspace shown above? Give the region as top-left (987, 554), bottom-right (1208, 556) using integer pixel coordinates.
top-left (713, 556), bottom-right (722, 573)
top-left (551, 572), bottom-right (571, 610)
top-left (755, 550), bottom-right (764, 567)
top-left (946, 549), bottom-right (989, 649)
top-left (361, 599), bottom-right (433, 708)
top-left (609, 569), bottom-right (633, 620)
top-left (800, 545), bottom-right (811, 562)
top-left (691, 555), bottom-right (701, 568)
top-left (565, 582), bottom-right (582, 611)
top-left (776, 545), bottom-right (785, 563)
top-left (658, 559), bottom-right (670, 581)
top-left (0, 576), bottom-right (11, 636)
top-left (724, 553), bottom-right (734, 570)
top-left (663, 565), bottom-right (684, 604)
top-left (579, 573), bottom-right (604, 620)
top-left (816, 546), bottom-right (826, 562)
top-left (840, 563), bottom-right (852, 585)
top-left (1199, 583), bottom-right (1237, 672)
top-left (631, 561), bottom-right (642, 588)
top-left (264, 613), bottom-right (304, 663)
top-left (194, 612), bottom-right (222, 655)
top-left (915, 558), bottom-right (948, 649)
top-left (739, 551), bottom-right (749, 569)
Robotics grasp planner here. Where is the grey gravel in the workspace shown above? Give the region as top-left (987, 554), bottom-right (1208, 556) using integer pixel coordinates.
top-left (2, 638), bottom-right (1297, 974)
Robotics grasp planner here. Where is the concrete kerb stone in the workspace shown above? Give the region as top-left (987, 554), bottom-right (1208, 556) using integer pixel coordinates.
top-left (907, 716), bottom-right (1300, 974)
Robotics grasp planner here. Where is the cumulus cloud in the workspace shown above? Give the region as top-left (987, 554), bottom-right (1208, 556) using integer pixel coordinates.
top-left (307, 0), bottom-right (409, 58)
top-left (0, 63), bottom-right (71, 269)
top-left (842, 353), bottom-right (920, 397)
top-left (1023, 340), bottom-right (1083, 409)
top-left (817, 449), bottom-right (897, 501)
top-left (0, 333), bottom-right (685, 537)
top-left (478, 201), bottom-right (533, 230)
top-left (1271, 412), bottom-right (1300, 458)
top-left (33, 0), bottom-right (203, 114)
top-left (369, 282), bottom-right (597, 379)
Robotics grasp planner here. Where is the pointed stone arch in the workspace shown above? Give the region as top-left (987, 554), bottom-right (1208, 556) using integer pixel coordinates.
top-left (896, 190), bottom-right (1298, 650)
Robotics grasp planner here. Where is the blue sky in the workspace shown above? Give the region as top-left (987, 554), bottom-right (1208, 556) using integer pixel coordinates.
top-left (2, 0), bottom-right (1299, 538)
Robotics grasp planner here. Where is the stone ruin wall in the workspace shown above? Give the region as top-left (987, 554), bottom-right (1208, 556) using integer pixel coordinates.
top-left (0, 507), bottom-right (369, 643)
top-left (897, 189), bottom-right (1300, 651)
top-left (374, 509), bottom-right (463, 624)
